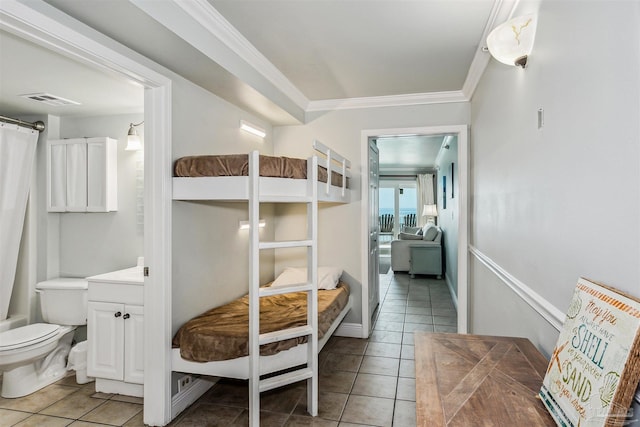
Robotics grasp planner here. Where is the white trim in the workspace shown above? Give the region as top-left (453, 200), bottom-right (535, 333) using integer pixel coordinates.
top-left (468, 245), bottom-right (565, 331)
top-left (334, 322), bottom-right (363, 338)
top-left (361, 125), bottom-right (469, 336)
top-left (444, 273), bottom-right (458, 311)
top-left (171, 0), bottom-right (308, 109)
top-left (171, 378), bottom-right (216, 419)
top-left (131, 0), bottom-right (306, 123)
top-left (307, 91), bottom-right (468, 112)
top-left (460, 0), bottom-right (519, 99)
top-left (0, 2), bottom-right (174, 425)
top-left (132, 0), bottom-right (513, 116)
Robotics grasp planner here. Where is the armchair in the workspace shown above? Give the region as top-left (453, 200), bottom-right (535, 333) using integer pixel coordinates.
top-left (390, 224), bottom-right (443, 277)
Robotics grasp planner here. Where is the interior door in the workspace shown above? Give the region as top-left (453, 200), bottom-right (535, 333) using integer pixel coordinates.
top-left (368, 139), bottom-right (380, 333)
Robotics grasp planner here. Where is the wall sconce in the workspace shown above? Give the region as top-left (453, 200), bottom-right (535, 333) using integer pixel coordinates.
top-left (486, 14), bottom-right (537, 68)
top-left (126, 121), bottom-right (143, 151)
top-left (240, 120), bottom-right (266, 138)
top-left (239, 219), bottom-right (266, 230)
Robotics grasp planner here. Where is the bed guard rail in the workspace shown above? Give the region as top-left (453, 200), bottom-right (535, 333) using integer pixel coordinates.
top-left (313, 140), bottom-right (351, 197)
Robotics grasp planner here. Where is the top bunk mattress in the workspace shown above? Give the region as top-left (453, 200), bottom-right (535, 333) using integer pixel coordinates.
top-left (172, 282), bottom-right (350, 362)
top-left (174, 154), bottom-right (349, 188)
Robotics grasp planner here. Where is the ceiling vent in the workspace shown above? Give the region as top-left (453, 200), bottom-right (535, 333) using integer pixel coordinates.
top-left (19, 93), bottom-right (81, 107)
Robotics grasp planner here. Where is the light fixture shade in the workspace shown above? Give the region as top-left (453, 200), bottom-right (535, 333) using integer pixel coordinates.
top-left (126, 123), bottom-right (142, 151)
top-left (240, 120), bottom-right (266, 138)
top-left (487, 14), bottom-right (537, 68)
top-left (422, 204), bottom-right (438, 217)
top-left (239, 219), bottom-right (266, 230)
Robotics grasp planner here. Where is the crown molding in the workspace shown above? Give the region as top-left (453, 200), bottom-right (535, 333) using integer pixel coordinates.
top-left (461, 0), bottom-right (519, 100)
top-left (133, 0), bottom-right (518, 119)
top-left (174, 0), bottom-right (309, 109)
top-left (306, 90), bottom-right (468, 113)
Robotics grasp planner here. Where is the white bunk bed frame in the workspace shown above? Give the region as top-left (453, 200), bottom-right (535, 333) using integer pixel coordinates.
top-left (171, 141), bottom-right (352, 426)
top-left (173, 140), bottom-right (351, 203)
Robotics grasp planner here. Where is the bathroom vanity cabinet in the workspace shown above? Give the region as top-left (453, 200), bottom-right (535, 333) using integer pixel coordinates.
top-left (47, 137), bottom-right (117, 212)
top-left (87, 267), bottom-right (144, 397)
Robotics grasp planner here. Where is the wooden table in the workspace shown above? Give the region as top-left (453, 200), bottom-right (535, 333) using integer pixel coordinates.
top-left (414, 333), bottom-right (556, 426)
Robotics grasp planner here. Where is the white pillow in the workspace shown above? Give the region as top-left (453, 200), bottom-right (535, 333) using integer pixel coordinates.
top-left (422, 224), bottom-right (438, 241)
top-left (272, 266), bottom-right (343, 290)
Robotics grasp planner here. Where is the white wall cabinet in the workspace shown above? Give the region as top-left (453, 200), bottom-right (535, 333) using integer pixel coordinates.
top-left (47, 137), bottom-right (117, 212)
top-left (87, 267), bottom-right (144, 397)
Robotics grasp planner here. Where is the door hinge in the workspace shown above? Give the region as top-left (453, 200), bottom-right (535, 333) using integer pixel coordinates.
top-left (143, 266), bottom-right (149, 277)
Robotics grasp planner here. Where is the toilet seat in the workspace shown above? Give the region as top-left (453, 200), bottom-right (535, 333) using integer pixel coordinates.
top-left (0, 323), bottom-right (60, 351)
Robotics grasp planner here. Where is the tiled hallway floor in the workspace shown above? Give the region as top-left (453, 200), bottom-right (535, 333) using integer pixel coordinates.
top-left (0, 271), bottom-right (457, 427)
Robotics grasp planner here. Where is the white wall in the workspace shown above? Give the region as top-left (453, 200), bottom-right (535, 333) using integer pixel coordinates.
top-left (274, 103), bottom-right (470, 326)
top-left (57, 114), bottom-right (144, 277)
top-left (470, 1), bottom-right (640, 356)
top-left (171, 76), bottom-right (276, 334)
top-left (435, 136), bottom-right (458, 297)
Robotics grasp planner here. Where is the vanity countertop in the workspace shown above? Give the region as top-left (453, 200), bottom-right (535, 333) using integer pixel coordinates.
top-left (87, 266), bottom-right (143, 285)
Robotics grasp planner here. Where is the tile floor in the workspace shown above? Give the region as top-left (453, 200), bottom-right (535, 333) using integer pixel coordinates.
top-left (0, 271), bottom-right (456, 427)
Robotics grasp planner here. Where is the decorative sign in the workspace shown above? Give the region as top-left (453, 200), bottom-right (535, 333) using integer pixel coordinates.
top-left (540, 278), bottom-right (640, 426)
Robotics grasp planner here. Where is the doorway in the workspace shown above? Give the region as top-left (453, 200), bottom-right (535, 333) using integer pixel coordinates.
top-left (2, 4), bottom-right (173, 425)
top-left (378, 180), bottom-right (417, 274)
top-left (360, 125), bottom-right (469, 338)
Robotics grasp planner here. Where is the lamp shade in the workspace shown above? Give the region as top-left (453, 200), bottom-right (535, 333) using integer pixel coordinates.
top-left (126, 123), bottom-right (142, 151)
top-left (422, 204), bottom-right (438, 217)
top-left (487, 14), bottom-right (537, 68)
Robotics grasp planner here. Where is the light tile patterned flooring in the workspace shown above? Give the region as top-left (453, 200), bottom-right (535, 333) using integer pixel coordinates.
top-left (1, 271), bottom-right (456, 427)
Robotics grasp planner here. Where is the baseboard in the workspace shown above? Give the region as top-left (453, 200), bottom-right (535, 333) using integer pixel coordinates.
top-left (334, 322), bottom-right (362, 338)
top-left (469, 245), bottom-right (565, 331)
top-left (171, 378), bottom-right (216, 419)
top-left (444, 273), bottom-right (458, 310)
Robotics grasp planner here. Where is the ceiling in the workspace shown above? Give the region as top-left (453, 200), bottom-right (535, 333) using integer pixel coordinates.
top-left (0, 30), bottom-right (143, 119)
top-left (377, 135), bottom-right (451, 175)
top-left (209, 0), bottom-right (494, 101)
top-left (1, 0), bottom-right (509, 165)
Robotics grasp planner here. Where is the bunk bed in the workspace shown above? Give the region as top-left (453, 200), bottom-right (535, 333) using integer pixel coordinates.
top-left (171, 141), bottom-right (352, 425)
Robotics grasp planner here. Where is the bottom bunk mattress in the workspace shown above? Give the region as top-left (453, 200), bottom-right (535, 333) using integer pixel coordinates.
top-left (172, 283), bottom-right (350, 362)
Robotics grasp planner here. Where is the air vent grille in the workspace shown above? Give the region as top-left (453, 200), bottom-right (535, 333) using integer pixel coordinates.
top-left (19, 93), bottom-right (81, 107)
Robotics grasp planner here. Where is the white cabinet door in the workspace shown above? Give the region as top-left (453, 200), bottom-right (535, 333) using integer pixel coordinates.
top-left (47, 140), bottom-right (67, 212)
top-left (47, 137), bottom-right (117, 212)
top-left (65, 139), bottom-right (87, 212)
top-left (87, 301), bottom-right (124, 381)
top-left (123, 305), bottom-right (144, 384)
top-left (87, 138), bottom-right (117, 212)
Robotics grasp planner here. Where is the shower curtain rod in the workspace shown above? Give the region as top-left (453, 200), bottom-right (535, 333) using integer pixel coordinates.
top-left (0, 115), bottom-right (45, 132)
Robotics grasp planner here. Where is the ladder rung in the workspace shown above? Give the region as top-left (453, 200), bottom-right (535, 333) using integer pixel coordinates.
top-left (259, 196), bottom-right (313, 203)
top-left (259, 240), bottom-right (312, 250)
top-left (259, 283), bottom-right (313, 297)
top-left (259, 367), bottom-right (313, 393)
top-left (259, 325), bottom-right (313, 345)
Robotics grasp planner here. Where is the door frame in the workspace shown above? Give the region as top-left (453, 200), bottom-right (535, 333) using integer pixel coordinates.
top-left (361, 125), bottom-right (469, 337)
top-left (0, 2), bottom-right (173, 424)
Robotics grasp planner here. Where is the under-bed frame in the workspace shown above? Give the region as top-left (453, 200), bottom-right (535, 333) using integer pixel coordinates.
top-left (171, 141), bottom-right (352, 426)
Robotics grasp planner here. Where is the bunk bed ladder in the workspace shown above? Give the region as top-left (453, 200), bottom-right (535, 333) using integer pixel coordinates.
top-left (248, 151), bottom-right (319, 426)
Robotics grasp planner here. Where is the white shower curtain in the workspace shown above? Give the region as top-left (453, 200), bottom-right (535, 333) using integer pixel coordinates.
top-left (416, 174), bottom-right (435, 227)
top-left (0, 123), bottom-right (39, 321)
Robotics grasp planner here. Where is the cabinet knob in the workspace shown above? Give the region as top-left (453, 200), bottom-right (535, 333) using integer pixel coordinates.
top-left (123, 313), bottom-right (130, 320)
top-left (114, 311), bottom-right (122, 318)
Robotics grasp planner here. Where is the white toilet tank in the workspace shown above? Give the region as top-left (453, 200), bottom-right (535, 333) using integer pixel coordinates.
top-left (36, 278), bottom-right (88, 326)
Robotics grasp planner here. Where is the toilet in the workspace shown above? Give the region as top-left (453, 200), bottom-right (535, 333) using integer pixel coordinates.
top-left (0, 278), bottom-right (88, 398)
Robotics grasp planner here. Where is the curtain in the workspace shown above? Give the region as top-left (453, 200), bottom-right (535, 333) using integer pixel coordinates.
top-left (416, 174), bottom-right (435, 227)
top-left (0, 123), bottom-right (39, 321)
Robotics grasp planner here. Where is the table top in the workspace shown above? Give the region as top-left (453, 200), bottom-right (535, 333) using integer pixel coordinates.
top-left (414, 332), bottom-right (556, 427)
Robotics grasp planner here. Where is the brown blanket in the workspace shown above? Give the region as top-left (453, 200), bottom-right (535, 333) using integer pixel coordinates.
top-left (174, 154), bottom-right (348, 188)
top-left (172, 283), bottom-right (350, 362)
